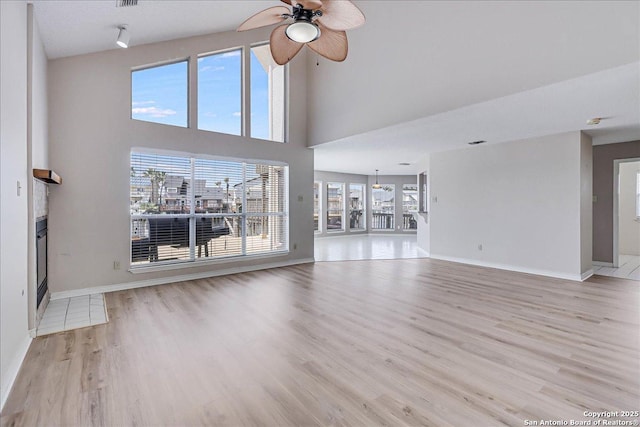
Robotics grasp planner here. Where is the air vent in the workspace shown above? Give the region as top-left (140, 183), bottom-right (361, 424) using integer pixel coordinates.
top-left (116, 0), bottom-right (138, 7)
top-left (468, 140), bottom-right (486, 145)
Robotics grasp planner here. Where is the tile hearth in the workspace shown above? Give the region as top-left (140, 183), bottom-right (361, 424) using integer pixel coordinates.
top-left (36, 293), bottom-right (108, 336)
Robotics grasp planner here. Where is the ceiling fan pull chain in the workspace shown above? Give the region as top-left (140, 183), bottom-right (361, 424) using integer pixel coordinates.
top-left (316, 54), bottom-right (320, 66)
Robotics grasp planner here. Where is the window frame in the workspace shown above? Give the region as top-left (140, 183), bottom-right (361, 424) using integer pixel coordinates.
top-left (349, 183), bottom-right (366, 231)
top-left (314, 181), bottom-right (322, 233)
top-left (130, 149), bottom-right (289, 271)
top-left (371, 184), bottom-right (396, 231)
top-left (130, 58), bottom-right (190, 128)
top-left (326, 182), bottom-right (345, 233)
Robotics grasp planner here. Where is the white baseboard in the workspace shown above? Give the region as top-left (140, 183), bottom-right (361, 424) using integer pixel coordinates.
top-left (581, 269), bottom-right (594, 281)
top-left (1, 334), bottom-right (32, 412)
top-left (592, 261), bottom-right (614, 267)
top-left (429, 254), bottom-right (585, 282)
top-left (51, 257), bottom-right (315, 300)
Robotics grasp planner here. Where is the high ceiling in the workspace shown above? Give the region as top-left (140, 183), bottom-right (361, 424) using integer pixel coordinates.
top-left (31, 0), bottom-right (640, 175)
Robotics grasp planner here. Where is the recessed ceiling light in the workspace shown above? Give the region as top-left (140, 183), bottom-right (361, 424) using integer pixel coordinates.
top-left (468, 140), bottom-right (486, 145)
top-left (586, 118), bottom-right (601, 125)
top-left (398, 162), bottom-right (411, 166)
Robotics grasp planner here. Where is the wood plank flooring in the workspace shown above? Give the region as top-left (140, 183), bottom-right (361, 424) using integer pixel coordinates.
top-left (2, 259), bottom-right (639, 426)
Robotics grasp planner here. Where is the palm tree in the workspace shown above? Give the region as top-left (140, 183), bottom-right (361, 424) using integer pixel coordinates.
top-left (143, 168), bottom-right (166, 207)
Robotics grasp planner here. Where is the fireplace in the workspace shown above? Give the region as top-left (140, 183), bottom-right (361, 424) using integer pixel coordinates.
top-left (36, 217), bottom-right (48, 308)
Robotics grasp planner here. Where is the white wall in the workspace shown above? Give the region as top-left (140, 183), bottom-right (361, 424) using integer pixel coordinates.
top-left (619, 161), bottom-right (640, 255)
top-left (428, 132), bottom-right (587, 281)
top-left (1, 0), bottom-right (31, 409)
top-left (27, 3), bottom-right (49, 328)
top-left (306, 1), bottom-right (639, 146)
top-left (48, 28), bottom-right (313, 295)
top-left (580, 133), bottom-right (593, 277)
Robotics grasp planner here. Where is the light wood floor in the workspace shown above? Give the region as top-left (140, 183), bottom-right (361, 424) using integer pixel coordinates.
top-left (2, 259), bottom-right (639, 426)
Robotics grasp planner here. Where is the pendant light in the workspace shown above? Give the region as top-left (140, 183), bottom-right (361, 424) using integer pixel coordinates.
top-left (372, 169), bottom-right (382, 189)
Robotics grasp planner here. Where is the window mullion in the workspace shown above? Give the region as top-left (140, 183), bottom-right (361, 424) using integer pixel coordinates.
top-left (242, 162), bottom-right (247, 255)
top-left (242, 45), bottom-right (251, 138)
top-left (189, 157), bottom-right (196, 261)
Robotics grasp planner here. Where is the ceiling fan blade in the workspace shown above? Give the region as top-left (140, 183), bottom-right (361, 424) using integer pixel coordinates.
top-left (307, 23), bottom-right (348, 62)
top-left (317, 0), bottom-right (365, 31)
top-left (237, 6), bottom-right (290, 32)
top-left (281, 0), bottom-right (292, 4)
top-left (270, 25), bottom-right (304, 65)
top-left (295, 0), bottom-right (323, 9)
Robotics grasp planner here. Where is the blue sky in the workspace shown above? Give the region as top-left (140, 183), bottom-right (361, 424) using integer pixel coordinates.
top-left (131, 48), bottom-right (270, 139)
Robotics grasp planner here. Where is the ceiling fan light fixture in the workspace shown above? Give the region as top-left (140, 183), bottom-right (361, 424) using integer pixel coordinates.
top-left (285, 21), bottom-right (320, 43)
top-left (116, 25), bottom-right (129, 48)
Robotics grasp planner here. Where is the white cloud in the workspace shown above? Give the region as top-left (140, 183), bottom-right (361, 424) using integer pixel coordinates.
top-left (221, 50), bottom-right (241, 58)
top-left (132, 100), bottom-right (156, 106)
top-left (132, 106), bottom-right (177, 118)
top-left (199, 65), bottom-right (225, 72)
top-left (232, 112), bottom-right (242, 117)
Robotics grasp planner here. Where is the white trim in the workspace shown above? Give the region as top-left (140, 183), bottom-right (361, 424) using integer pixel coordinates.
top-left (51, 257), bottom-right (315, 300)
top-left (581, 269), bottom-right (594, 281)
top-left (1, 334), bottom-right (32, 411)
top-left (613, 157), bottom-right (640, 269)
top-left (429, 254), bottom-right (585, 282)
top-left (129, 250), bottom-right (289, 274)
top-left (592, 261), bottom-right (614, 267)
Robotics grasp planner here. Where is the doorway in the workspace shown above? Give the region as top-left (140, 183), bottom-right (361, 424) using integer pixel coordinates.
top-left (608, 158), bottom-right (640, 279)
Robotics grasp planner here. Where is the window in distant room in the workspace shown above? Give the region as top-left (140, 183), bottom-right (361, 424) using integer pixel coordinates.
top-left (402, 183), bottom-right (418, 230)
top-left (327, 183), bottom-right (344, 232)
top-left (197, 48), bottom-right (242, 136)
top-left (636, 171), bottom-right (640, 219)
top-left (250, 44), bottom-right (286, 142)
top-left (314, 181), bottom-right (321, 232)
top-left (372, 184), bottom-right (395, 230)
top-left (131, 60), bottom-right (188, 128)
top-left (349, 184), bottom-right (365, 230)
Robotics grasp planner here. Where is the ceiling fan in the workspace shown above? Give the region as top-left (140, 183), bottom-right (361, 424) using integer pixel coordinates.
top-left (237, 0), bottom-right (365, 65)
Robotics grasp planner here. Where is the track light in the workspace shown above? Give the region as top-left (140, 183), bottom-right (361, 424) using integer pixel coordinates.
top-left (116, 25), bottom-right (130, 48)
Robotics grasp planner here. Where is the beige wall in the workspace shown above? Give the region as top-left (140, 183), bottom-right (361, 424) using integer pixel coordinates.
top-left (427, 132), bottom-right (588, 281)
top-left (48, 27), bottom-right (313, 294)
top-left (619, 161), bottom-right (640, 256)
top-left (1, 0), bottom-right (30, 408)
top-left (592, 141), bottom-right (640, 263)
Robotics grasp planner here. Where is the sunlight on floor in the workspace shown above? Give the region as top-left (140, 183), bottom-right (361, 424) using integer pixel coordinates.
top-left (314, 234), bottom-right (427, 262)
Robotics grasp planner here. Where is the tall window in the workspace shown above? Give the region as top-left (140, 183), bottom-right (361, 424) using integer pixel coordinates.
top-left (636, 171), bottom-right (640, 219)
top-left (314, 181), bottom-right (321, 232)
top-left (327, 183), bottom-right (344, 232)
top-left (349, 184), bottom-right (365, 230)
top-left (198, 49), bottom-right (242, 136)
top-left (131, 61), bottom-right (188, 127)
top-left (372, 184), bottom-right (395, 230)
top-left (130, 151), bottom-right (288, 268)
top-left (250, 44), bottom-right (285, 142)
top-left (402, 184), bottom-right (418, 230)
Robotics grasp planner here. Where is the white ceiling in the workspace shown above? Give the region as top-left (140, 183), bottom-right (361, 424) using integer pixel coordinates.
top-left (31, 0), bottom-right (640, 176)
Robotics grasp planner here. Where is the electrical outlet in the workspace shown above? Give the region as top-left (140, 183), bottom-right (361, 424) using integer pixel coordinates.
top-left (478, 244), bottom-right (483, 251)
top-left (293, 243), bottom-right (297, 250)
top-left (113, 261), bottom-right (121, 270)
top-left (298, 195), bottom-right (304, 202)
